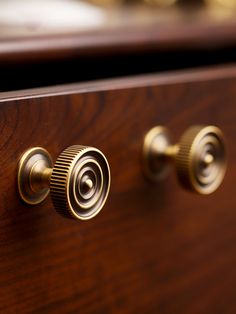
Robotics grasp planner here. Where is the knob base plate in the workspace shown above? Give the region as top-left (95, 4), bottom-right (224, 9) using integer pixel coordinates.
top-left (143, 126), bottom-right (172, 181)
top-left (18, 147), bottom-right (53, 205)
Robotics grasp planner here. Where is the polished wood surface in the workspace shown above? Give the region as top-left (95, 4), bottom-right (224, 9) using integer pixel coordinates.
top-left (1, 6), bottom-right (236, 92)
top-left (0, 66), bottom-right (236, 313)
top-left (1, 7), bottom-right (236, 64)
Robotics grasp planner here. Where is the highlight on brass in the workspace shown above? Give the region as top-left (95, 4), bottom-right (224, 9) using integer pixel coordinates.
top-left (18, 145), bottom-right (111, 220)
top-left (143, 125), bottom-right (227, 194)
top-left (206, 0), bottom-right (236, 10)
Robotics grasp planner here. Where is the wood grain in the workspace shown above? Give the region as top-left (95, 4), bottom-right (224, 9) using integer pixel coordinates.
top-left (0, 67), bottom-right (236, 313)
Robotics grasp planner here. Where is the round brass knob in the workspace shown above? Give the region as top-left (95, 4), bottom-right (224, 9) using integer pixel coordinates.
top-left (18, 145), bottom-right (111, 220)
top-left (143, 125), bottom-right (226, 194)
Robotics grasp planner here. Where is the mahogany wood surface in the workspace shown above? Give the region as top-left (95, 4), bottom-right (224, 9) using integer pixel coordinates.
top-left (0, 66), bottom-right (236, 313)
top-left (1, 8), bottom-right (236, 64)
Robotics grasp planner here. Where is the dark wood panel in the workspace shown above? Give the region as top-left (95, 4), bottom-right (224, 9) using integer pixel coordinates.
top-left (0, 68), bottom-right (236, 313)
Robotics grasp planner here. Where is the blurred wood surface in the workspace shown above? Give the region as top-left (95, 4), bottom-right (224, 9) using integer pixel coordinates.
top-left (1, 6), bottom-right (236, 64)
top-left (0, 66), bottom-right (235, 313)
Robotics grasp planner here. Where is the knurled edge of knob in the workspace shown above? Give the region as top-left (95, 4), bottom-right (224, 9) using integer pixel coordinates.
top-left (175, 126), bottom-right (205, 192)
top-left (50, 145), bottom-right (88, 219)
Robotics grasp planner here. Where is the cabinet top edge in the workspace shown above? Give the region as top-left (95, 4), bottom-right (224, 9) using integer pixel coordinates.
top-left (1, 64), bottom-right (236, 102)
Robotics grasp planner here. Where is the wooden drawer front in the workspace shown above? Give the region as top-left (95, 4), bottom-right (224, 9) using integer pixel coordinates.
top-left (0, 67), bottom-right (236, 313)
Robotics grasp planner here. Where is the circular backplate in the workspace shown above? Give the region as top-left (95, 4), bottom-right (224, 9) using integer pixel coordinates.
top-left (143, 126), bottom-right (172, 181)
top-left (18, 147), bottom-right (53, 205)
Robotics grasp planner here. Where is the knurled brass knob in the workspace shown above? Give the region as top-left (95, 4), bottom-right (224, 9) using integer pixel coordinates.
top-left (18, 145), bottom-right (111, 220)
top-left (143, 125), bottom-right (226, 194)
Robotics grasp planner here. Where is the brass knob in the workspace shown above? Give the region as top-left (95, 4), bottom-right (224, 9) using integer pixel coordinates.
top-left (18, 146), bottom-right (111, 220)
top-left (143, 126), bottom-right (226, 194)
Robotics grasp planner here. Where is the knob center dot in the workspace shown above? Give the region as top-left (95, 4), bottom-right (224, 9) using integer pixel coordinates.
top-left (85, 179), bottom-right (93, 190)
top-left (80, 177), bottom-right (94, 195)
top-left (203, 153), bottom-right (214, 166)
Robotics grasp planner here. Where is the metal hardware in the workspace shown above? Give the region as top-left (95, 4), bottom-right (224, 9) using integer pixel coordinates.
top-left (206, 0), bottom-right (236, 10)
top-left (18, 145), bottom-right (111, 220)
top-left (143, 125), bottom-right (226, 194)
